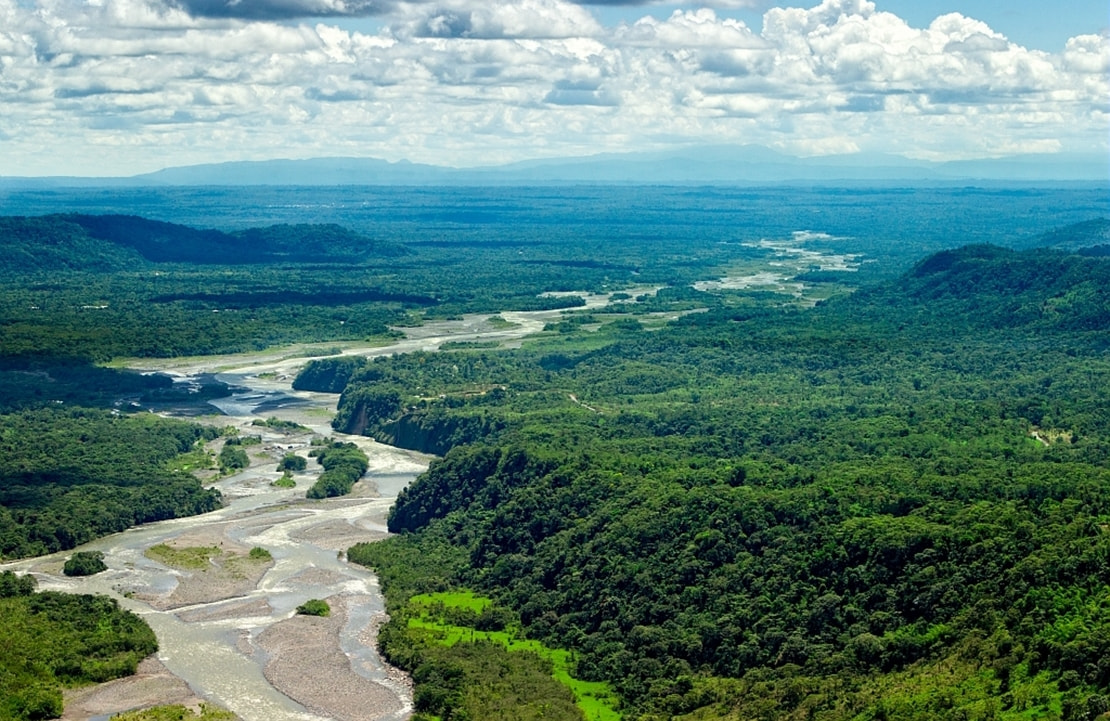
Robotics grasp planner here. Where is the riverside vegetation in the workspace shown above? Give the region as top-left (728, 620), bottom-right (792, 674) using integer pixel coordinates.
top-left (0, 187), bottom-right (1107, 720)
top-left (326, 244), bottom-right (1110, 720)
top-left (0, 570), bottom-right (156, 720)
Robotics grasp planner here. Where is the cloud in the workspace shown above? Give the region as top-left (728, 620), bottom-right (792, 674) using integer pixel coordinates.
top-left (169, 0), bottom-right (762, 20)
top-left (305, 86), bottom-right (370, 101)
top-left (155, 0), bottom-right (705, 21)
top-left (54, 84), bottom-right (154, 98)
top-left (839, 94), bottom-right (885, 112)
top-left (942, 32), bottom-right (1008, 54)
top-left (544, 78), bottom-right (619, 105)
top-left (617, 9), bottom-right (763, 48)
top-left (116, 0), bottom-right (762, 22)
top-left (0, 0), bottom-right (1106, 175)
top-left (568, 0), bottom-right (762, 5)
top-left (1062, 33), bottom-right (1110, 74)
top-left (697, 49), bottom-right (774, 76)
top-left (403, 0), bottom-right (601, 39)
top-left (165, 0), bottom-right (395, 19)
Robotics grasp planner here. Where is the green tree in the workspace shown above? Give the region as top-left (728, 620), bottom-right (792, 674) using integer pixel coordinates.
top-left (63, 550), bottom-right (107, 577)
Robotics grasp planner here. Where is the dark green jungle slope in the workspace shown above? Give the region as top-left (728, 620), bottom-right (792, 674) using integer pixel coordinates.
top-left (0, 408), bottom-right (222, 559)
top-left (327, 244), bottom-right (1110, 721)
top-left (0, 214), bottom-right (409, 269)
top-left (0, 356), bottom-right (228, 561)
top-left (0, 571), bottom-right (157, 720)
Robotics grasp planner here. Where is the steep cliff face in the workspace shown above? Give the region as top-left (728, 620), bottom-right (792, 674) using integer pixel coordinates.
top-left (372, 412), bottom-right (507, 456)
top-left (348, 402), bottom-right (371, 437)
top-left (333, 388), bottom-right (401, 436)
top-left (292, 356), bottom-right (373, 393)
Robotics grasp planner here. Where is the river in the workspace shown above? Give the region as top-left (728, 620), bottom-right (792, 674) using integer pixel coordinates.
top-left (0, 301), bottom-right (613, 721)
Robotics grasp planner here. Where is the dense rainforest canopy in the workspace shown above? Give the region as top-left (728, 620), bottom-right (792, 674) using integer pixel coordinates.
top-left (0, 192), bottom-right (1107, 720)
top-left (0, 571), bottom-right (157, 720)
top-left (0, 408), bottom-right (222, 558)
top-left (329, 245), bottom-right (1110, 721)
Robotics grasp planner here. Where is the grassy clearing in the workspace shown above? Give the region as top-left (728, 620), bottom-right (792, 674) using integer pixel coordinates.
top-left (410, 591), bottom-right (491, 614)
top-left (409, 591), bottom-right (621, 721)
top-left (110, 702), bottom-right (238, 720)
top-left (165, 445), bottom-right (214, 474)
top-left (225, 549), bottom-right (273, 578)
top-left (146, 544), bottom-right (272, 580)
top-left (145, 544), bottom-right (221, 570)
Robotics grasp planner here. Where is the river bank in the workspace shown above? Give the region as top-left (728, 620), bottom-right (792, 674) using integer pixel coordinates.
top-left (10, 397), bottom-right (422, 721)
top-left (5, 306), bottom-right (617, 720)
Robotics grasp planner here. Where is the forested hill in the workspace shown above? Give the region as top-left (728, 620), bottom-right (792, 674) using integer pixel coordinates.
top-left (334, 243), bottom-right (1110, 721)
top-left (1035, 218), bottom-right (1110, 253)
top-left (0, 214), bottom-right (409, 272)
top-left (0, 216), bottom-right (141, 273)
top-left (846, 244), bottom-right (1110, 333)
top-left (0, 408), bottom-right (222, 559)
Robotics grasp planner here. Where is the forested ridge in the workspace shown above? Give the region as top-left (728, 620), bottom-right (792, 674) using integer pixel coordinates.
top-left (0, 214), bottom-right (603, 361)
top-left (331, 245), bottom-right (1110, 720)
top-left (0, 408), bottom-right (222, 559)
top-left (0, 214), bottom-right (409, 270)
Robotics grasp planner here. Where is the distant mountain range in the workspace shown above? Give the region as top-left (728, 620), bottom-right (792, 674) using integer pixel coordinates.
top-left (3, 146), bottom-right (1107, 187)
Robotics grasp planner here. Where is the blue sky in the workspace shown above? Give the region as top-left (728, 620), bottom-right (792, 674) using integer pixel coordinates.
top-left (869, 1), bottom-right (1107, 51)
top-left (590, 1), bottom-right (1109, 52)
top-left (1, 0), bottom-right (1107, 176)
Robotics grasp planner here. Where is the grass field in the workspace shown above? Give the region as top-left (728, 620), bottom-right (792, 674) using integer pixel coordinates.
top-left (408, 591), bottom-right (622, 721)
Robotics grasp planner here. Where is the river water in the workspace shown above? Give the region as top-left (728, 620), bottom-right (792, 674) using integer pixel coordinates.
top-left (0, 302), bottom-right (612, 721)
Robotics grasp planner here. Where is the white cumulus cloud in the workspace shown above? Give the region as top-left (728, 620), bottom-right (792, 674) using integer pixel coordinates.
top-left (0, 0), bottom-right (1105, 175)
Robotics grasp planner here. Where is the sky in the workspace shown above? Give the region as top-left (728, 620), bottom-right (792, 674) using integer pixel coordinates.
top-left (0, 0), bottom-right (1107, 177)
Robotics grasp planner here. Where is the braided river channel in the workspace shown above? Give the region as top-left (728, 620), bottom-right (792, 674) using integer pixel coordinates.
top-left (1, 302), bottom-right (610, 721)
